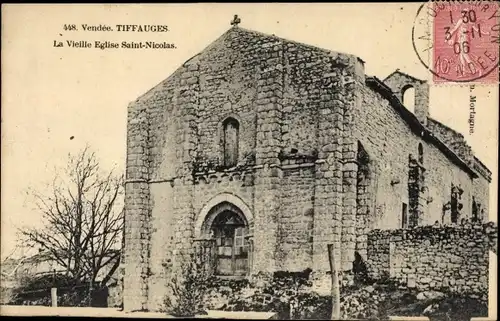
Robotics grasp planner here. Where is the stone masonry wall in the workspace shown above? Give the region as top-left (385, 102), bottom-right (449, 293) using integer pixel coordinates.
top-left (153, 27), bottom-right (363, 274)
top-left (366, 223), bottom-right (497, 296)
top-left (383, 71), bottom-right (429, 126)
top-left (472, 175), bottom-right (490, 222)
top-left (277, 166), bottom-right (315, 271)
top-left (123, 26), bottom-right (361, 311)
top-left (123, 98), bottom-right (151, 311)
top-left (192, 171), bottom-right (255, 225)
top-left (193, 29), bottom-right (258, 168)
top-left (147, 182), bottom-right (175, 311)
top-left (427, 118), bottom-right (474, 166)
top-left (352, 85), bottom-right (478, 233)
top-left (124, 26), bottom-right (489, 312)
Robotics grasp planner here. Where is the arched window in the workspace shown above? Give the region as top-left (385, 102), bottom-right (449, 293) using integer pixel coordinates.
top-left (402, 85), bottom-right (415, 113)
top-left (222, 118), bottom-right (239, 168)
top-left (418, 143), bottom-right (424, 164)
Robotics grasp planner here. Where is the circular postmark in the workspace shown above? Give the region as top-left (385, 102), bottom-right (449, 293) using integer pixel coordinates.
top-left (412, 1), bottom-right (499, 83)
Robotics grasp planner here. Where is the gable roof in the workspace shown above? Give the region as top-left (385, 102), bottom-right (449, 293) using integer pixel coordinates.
top-left (234, 26), bottom-right (365, 63)
top-left (427, 116), bottom-right (464, 138)
top-left (131, 26), bottom-right (489, 181)
top-left (383, 69), bottom-right (426, 84)
top-left (132, 26), bottom-right (363, 104)
top-left (132, 28), bottom-right (234, 103)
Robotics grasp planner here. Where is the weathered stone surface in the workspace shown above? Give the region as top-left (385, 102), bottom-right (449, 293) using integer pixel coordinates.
top-left (366, 222), bottom-right (497, 301)
top-left (416, 291), bottom-right (445, 301)
top-left (122, 26), bottom-right (492, 312)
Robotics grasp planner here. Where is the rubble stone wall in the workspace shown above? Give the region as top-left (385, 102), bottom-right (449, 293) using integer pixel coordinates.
top-left (366, 223), bottom-right (497, 295)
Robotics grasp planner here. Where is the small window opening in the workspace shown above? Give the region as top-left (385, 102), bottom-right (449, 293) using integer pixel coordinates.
top-left (418, 143), bottom-right (424, 165)
top-left (402, 203), bottom-right (409, 228)
top-left (222, 118), bottom-right (239, 168)
top-left (402, 85), bottom-right (415, 113)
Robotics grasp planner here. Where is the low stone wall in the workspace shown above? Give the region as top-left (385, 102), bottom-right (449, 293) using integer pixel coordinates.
top-left (366, 222), bottom-right (497, 299)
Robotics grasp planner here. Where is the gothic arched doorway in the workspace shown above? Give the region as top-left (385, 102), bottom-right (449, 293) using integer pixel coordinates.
top-left (201, 201), bottom-right (250, 276)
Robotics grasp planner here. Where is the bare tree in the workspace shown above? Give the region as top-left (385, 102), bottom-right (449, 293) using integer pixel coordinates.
top-left (1, 244), bottom-right (29, 280)
top-left (20, 146), bottom-right (124, 287)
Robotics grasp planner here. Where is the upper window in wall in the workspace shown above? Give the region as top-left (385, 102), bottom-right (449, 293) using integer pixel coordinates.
top-left (222, 117), bottom-right (239, 168)
top-left (418, 143), bottom-right (424, 165)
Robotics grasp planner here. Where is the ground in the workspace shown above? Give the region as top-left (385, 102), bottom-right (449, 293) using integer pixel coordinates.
top-left (0, 306), bottom-right (277, 319)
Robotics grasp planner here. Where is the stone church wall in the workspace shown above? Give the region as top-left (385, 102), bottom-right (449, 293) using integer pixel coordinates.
top-left (277, 166), bottom-right (316, 271)
top-left (123, 26), bottom-right (490, 312)
top-left (472, 175), bottom-right (490, 221)
top-left (352, 85), bottom-right (477, 234)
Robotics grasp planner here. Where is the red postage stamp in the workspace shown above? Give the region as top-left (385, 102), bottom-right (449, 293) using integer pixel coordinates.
top-left (432, 1), bottom-right (499, 84)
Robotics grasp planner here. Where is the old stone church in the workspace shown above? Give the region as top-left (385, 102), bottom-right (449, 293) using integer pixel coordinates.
top-left (123, 25), bottom-right (491, 311)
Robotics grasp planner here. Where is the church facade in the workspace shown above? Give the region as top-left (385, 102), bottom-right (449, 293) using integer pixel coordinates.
top-left (122, 26), bottom-right (491, 311)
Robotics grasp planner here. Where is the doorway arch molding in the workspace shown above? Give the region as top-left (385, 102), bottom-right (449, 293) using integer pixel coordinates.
top-left (194, 193), bottom-right (254, 239)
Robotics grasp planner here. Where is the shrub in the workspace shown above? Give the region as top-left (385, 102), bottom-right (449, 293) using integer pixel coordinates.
top-left (219, 269), bottom-right (313, 319)
top-left (163, 252), bottom-right (210, 317)
top-left (295, 292), bottom-right (331, 320)
top-left (422, 293), bottom-right (488, 321)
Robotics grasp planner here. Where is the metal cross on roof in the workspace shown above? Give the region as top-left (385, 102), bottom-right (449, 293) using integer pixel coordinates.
top-left (231, 14), bottom-right (241, 27)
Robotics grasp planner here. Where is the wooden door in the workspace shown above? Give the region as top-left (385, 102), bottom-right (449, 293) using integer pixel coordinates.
top-left (215, 226), bottom-right (234, 276)
top-left (233, 227), bottom-right (248, 276)
top-left (214, 225), bottom-right (248, 276)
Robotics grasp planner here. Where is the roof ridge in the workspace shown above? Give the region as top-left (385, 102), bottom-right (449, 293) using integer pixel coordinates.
top-left (132, 27), bottom-right (236, 103)
top-left (366, 76), bottom-right (481, 178)
top-left (235, 26), bottom-right (360, 61)
top-left (132, 26), bottom-right (360, 104)
top-left (383, 69), bottom-right (426, 83)
top-left (427, 117), bottom-right (464, 138)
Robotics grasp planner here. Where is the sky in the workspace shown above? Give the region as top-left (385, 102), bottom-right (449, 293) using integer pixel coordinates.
top-left (1, 3), bottom-right (498, 259)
